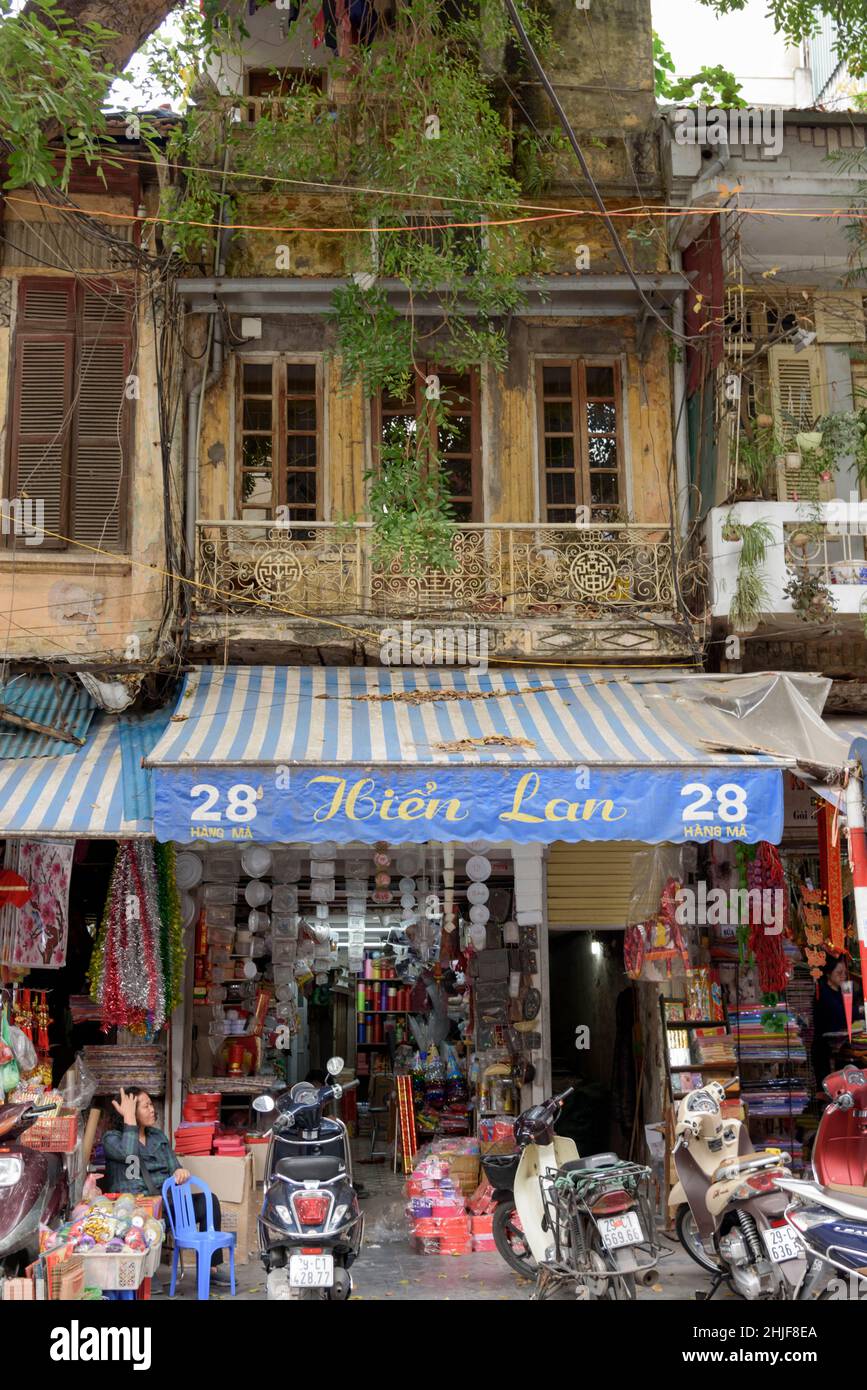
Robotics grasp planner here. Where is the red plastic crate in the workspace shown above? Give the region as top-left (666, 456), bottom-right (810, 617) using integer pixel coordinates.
top-left (20, 1109), bottom-right (77, 1153)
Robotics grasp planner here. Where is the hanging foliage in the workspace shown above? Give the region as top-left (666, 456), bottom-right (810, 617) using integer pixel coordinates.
top-left (163, 0), bottom-right (554, 569)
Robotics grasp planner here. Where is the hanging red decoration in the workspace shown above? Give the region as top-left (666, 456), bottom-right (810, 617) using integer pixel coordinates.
top-left (0, 870), bottom-right (32, 909)
top-left (746, 842), bottom-right (790, 995)
top-left (817, 802), bottom-right (846, 955)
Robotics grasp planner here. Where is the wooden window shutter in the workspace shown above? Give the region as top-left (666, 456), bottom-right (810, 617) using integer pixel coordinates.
top-left (769, 344), bottom-right (825, 444)
top-left (72, 287), bottom-right (130, 549)
top-left (8, 279), bottom-right (76, 549)
top-left (769, 344), bottom-right (829, 501)
top-left (814, 290), bottom-right (866, 345)
top-left (6, 279), bottom-right (131, 552)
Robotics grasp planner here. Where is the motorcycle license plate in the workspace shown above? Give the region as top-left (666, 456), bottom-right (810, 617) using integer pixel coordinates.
top-left (761, 1227), bottom-right (801, 1264)
top-left (289, 1254), bottom-right (334, 1287)
top-left (598, 1211), bottom-right (644, 1250)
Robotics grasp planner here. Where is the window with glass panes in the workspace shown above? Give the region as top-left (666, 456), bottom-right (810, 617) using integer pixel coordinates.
top-left (537, 361), bottom-right (624, 523)
top-left (376, 369), bottom-right (480, 522)
top-left (238, 359), bottom-right (320, 521)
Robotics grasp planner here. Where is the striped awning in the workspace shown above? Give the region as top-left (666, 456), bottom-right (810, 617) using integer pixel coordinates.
top-left (145, 668), bottom-right (799, 846)
top-left (146, 666), bottom-right (800, 770)
top-left (0, 708), bottom-right (169, 838)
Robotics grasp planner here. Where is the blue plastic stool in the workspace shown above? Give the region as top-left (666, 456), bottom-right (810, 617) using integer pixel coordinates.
top-left (161, 1175), bottom-right (236, 1300)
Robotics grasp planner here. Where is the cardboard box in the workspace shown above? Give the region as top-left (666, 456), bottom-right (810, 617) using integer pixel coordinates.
top-left (185, 1154), bottom-right (253, 1205)
top-left (180, 1154), bottom-right (259, 1267)
top-left (248, 1142), bottom-right (269, 1186)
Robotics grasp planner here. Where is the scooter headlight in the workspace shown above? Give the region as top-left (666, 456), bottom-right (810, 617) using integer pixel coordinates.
top-left (0, 1156), bottom-right (22, 1187)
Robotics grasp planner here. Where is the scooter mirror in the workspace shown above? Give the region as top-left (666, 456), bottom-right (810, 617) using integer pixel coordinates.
top-left (252, 1095), bottom-right (276, 1114)
top-left (326, 1056), bottom-right (344, 1077)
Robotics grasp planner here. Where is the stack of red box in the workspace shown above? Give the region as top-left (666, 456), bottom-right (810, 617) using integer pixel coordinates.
top-left (183, 1093), bottom-right (221, 1124)
top-left (175, 1093), bottom-right (222, 1156)
top-left (470, 1213), bottom-right (496, 1252)
top-left (174, 1123), bottom-right (215, 1156)
top-left (212, 1130), bottom-right (247, 1156)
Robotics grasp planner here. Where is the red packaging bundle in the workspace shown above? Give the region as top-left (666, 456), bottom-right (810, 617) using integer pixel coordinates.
top-left (471, 1214), bottom-right (494, 1235)
top-left (472, 1235), bottom-right (497, 1252)
top-left (213, 1135), bottom-right (246, 1155)
top-left (174, 1122), bottom-right (216, 1156)
top-left (467, 1180), bottom-right (497, 1215)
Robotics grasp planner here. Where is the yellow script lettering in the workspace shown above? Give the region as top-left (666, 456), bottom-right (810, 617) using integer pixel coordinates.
top-left (499, 772), bottom-right (545, 824)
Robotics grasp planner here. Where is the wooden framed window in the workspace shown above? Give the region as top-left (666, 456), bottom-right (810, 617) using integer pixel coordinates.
top-left (6, 276), bottom-right (132, 552)
top-left (375, 368), bottom-right (481, 523)
top-left (243, 68), bottom-right (325, 122)
top-left (537, 360), bottom-right (624, 523)
top-left (238, 358), bottom-right (321, 523)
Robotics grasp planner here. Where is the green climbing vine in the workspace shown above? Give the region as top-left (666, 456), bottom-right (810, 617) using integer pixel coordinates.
top-left (163, 0), bottom-right (553, 571)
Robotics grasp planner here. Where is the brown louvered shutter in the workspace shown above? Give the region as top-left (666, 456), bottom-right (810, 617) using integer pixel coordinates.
top-left (72, 286), bottom-right (131, 549)
top-left (8, 279), bottom-right (76, 550)
top-left (6, 278), bottom-right (132, 552)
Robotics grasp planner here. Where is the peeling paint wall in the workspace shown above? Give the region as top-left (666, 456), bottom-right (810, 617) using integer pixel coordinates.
top-left (0, 201), bottom-right (175, 663)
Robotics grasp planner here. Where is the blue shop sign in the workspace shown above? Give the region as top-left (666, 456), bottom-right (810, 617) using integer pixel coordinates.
top-left (153, 764), bottom-right (783, 845)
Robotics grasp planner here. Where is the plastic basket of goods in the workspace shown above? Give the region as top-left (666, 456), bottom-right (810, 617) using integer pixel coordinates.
top-left (42, 1192), bottom-right (165, 1290)
top-left (20, 1108), bottom-right (78, 1153)
top-left (78, 1249), bottom-right (149, 1292)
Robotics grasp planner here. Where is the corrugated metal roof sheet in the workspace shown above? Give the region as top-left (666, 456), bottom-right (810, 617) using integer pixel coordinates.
top-left (0, 676), bottom-right (97, 759)
top-left (0, 706), bottom-right (174, 837)
top-left (117, 708), bottom-right (175, 825)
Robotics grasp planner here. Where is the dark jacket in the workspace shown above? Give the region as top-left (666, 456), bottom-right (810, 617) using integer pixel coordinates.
top-left (102, 1124), bottom-right (181, 1195)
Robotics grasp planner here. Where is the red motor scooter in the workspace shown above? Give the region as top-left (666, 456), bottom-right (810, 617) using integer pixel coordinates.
top-left (811, 1065), bottom-right (867, 1187)
top-left (0, 1102), bottom-right (68, 1273)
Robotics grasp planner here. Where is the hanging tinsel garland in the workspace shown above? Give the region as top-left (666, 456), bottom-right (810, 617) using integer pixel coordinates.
top-left (155, 841), bottom-right (185, 1013)
top-left (88, 841), bottom-right (167, 1037)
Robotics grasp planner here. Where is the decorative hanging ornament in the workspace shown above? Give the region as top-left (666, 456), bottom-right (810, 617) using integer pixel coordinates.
top-left (466, 855), bottom-right (492, 882)
top-left (466, 881), bottom-right (489, 905)
top-left (0, 870), bottom-right (32, 909)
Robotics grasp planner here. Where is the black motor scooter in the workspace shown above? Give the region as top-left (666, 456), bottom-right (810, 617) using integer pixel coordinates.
top-left (253, 1057), bottom-right (362, 1301)
top-left (0, 1102), bottom-right (68, 1273)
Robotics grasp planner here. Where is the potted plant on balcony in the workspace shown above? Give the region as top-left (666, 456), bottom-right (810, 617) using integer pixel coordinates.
top-left (734, 423), bottom-right (781, 500)
top-left (782, 567), bottom-right (836, 622)
top-left (721, 513), bottom-right (775, 635)
top-left (813, 409), bottom-right (867, 481)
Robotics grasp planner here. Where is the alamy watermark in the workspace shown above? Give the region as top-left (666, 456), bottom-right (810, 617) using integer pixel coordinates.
top-left (674, 883), bottom-right (784, 934)
top-left (380, 620), bottom-right (489, 670)
top-left (673, 105), bottom-right (783, 158)
top-left (0, 497), bottom-right (44, 546)
top-left (50, 1321), bottom-right (151, 1370)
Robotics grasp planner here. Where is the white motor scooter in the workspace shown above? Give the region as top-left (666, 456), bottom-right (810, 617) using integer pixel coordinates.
top-left (513, 1089), bottom-right (580, 1264)
top-left (483, 1087), bottom-right (578, 1275)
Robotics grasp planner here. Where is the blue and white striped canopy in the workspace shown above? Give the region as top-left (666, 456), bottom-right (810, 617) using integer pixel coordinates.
top-left (146, 665), bottom-right (795, 770)
top-left (146, 667), bottom-right (795, 845)
top-left (0, 709), bottom-right (170, 838)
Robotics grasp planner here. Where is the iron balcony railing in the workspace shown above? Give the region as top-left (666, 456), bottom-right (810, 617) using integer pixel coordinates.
top-left (194, 520), bottom-right (680, 621)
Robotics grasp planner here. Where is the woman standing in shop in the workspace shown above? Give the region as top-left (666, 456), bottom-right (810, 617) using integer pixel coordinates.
top-left (103, 1087), bottom-right (233, 1287)
top-left (811, 956), bottom-right (859, 1091)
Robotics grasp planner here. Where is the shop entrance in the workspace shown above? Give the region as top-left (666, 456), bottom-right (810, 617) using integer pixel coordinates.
top-left (548, 930), bottom-right (641, 1158)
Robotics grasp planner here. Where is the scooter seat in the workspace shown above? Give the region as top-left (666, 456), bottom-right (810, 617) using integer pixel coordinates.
top-left (826, 1182), bottom-right (867, 1207)
top-left (560, 1152), bottom-right (621, 1174)
top-left (274, 1155), bottom-right (344, 1182)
